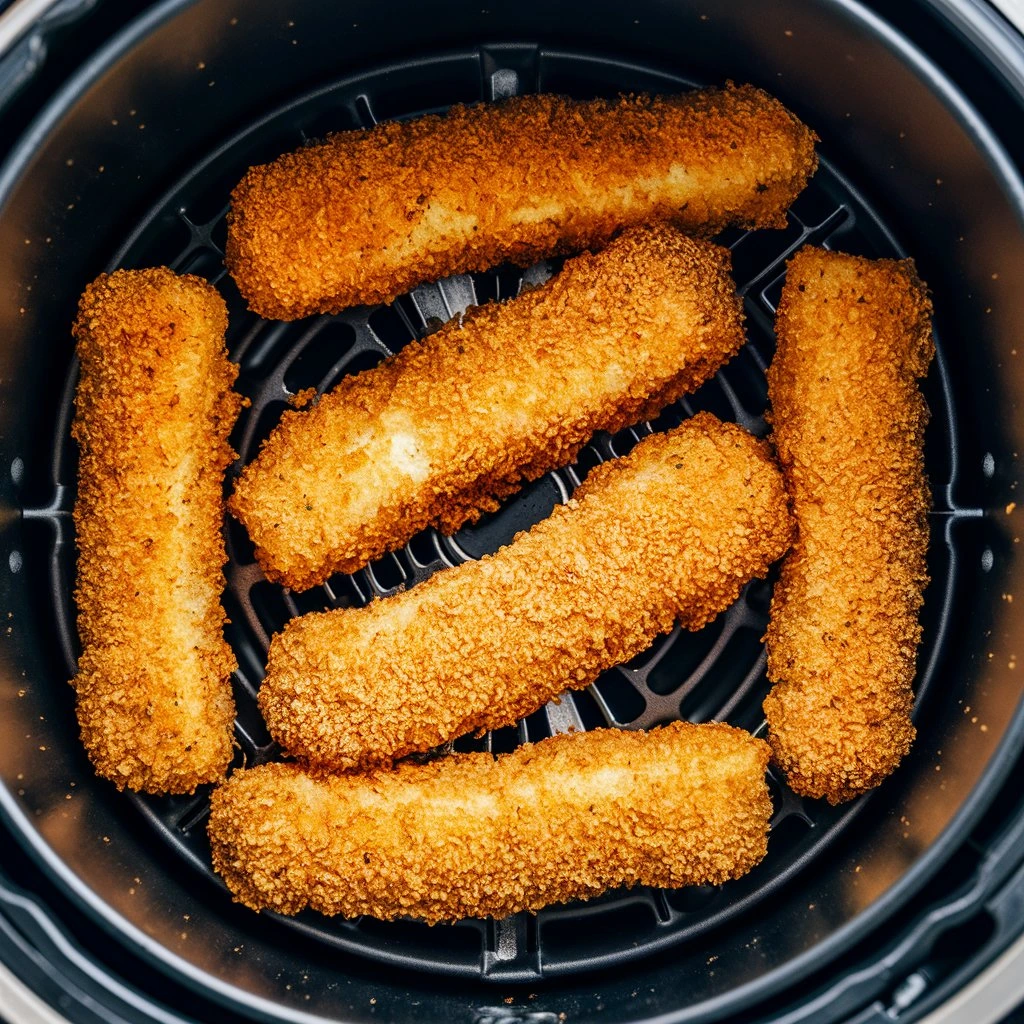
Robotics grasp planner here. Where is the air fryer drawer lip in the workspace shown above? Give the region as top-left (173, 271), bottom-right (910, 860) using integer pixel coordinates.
top-left (1, 0), bottom-right (1024, 1022)
top-left (927, 0), bottom-right (1024, 100)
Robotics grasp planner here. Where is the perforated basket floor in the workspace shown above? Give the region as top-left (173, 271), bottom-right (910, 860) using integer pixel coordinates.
top-left (29, 45), bottom-right (965, 983)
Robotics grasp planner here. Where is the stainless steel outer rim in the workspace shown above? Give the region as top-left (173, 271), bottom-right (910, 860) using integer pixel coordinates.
top-left (1, 918), bottom-right (1023, 1024)
top-left (0, 0), bottom-right (67, 57)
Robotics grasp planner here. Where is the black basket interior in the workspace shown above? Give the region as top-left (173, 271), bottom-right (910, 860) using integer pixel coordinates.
top-left (17, 46), bottom-right (972, 984)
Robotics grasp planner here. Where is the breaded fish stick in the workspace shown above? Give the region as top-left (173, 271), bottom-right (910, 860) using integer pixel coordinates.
top-left (72, 269), bottom-right (242, 794)
top-left (230, 225), bottom-right (746, 590)
top-left (259, 414), bottom-right (793, 771)
top-left (226, 84), bottom-right (817, 319)
top-left (209, 722), bottom-right (771, 922)
top-left (763, 247), bottom-right (933, 804)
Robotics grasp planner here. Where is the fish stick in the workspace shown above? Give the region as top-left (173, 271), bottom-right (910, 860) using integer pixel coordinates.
top-left (208, 722), bottom-right (772, 922)
top-left (226, 84), bottom-right (817, 320)
top-left (259, 413), bottom-right (794, 771)
top-left (230, 224), bottom-right (747, 591)
top-left (763, 247), bottom-right (934, 804)
top-left (71, 269), bottom-right (243, 794)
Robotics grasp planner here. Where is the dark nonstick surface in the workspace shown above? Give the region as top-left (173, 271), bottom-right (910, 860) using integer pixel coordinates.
top-left (33, 48), bottom-right (965, 983)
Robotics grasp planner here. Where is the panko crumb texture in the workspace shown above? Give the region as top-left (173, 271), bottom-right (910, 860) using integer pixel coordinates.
top-left (258, 413), bottom-right (794, 771)
top-left (229, 224), bottom-right (746, 590)
top-left (226, 84), bottom-right (817, 319)
top-left (764, 246), bottom-right (934, 804)
top-left (208, 721), bottom-right (772, 923)
top-left (71, 268), bottom-right (243, 794)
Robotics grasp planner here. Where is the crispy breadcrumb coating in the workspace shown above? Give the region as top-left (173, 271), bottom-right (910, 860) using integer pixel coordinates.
top-left (230, 225), bottom-right (746, 590)
top-left (208, 722), bottom-right (772, 923)
top-left (226, 84), bottom-right (817, 320)
top-left (258, 414), bottom-right (793, 771)
top-left (763, 246), bottom-right (934, 804)
top-left (71, 269), bottom-right (243, 794)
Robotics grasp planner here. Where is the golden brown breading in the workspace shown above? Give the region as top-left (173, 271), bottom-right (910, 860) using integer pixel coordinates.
top-left (226, 84), bottom-right (817, 320)
top-left (229, 225), bottom-right (746, 590)
top-left (258, 413), bottom-right (794, 771)
top-left (763, 246), bottom-right (934, 804)
top-left (71, 269), bottom-right (243, 794)
top-left (208, 722), bottom-right (771, 922)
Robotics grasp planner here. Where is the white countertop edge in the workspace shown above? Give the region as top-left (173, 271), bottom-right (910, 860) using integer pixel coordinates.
top-left (991, 0), bottom-right (1024, 31)
top-left (0, 959), bottom-right (72, 1024)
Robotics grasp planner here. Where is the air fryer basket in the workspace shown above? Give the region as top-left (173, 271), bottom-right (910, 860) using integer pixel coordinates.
top-left (1, 1), bottom-right (1024, 1022)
